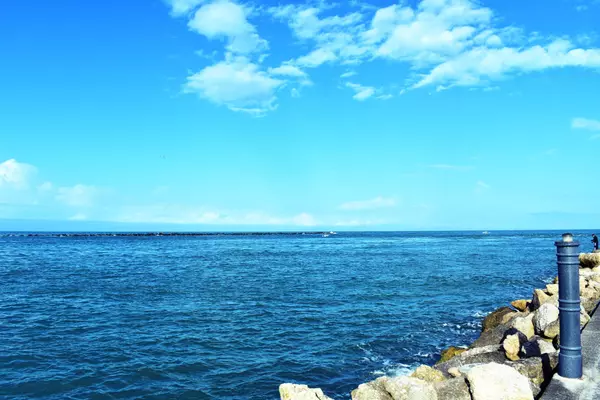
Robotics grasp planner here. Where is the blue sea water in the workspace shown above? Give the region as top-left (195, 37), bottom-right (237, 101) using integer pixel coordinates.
top-left (0, 231), bottom-right (590, 399)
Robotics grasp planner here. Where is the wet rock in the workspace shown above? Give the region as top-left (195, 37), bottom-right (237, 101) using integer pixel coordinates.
top-left (579, 252), bottom-right (600, 269)
top-left (511, 299), bottom-right (529, 312)
top-left (436, 347), bottom-right (466, 364)
top-left (503, 331), bottom-right (527, 361)
top-left (466, 362), bottom-right (534, 400)
top-left (433, 377), bottom-right (471, 400)
top-left (279, 384), bottom-right (333, 400)
top-left (410, 365), bottom-right (445, 383)
top-left (533, 303), bottom-right (559, 334)
top-left (543, 319), bottom-right (560, 339)
top-left (482, 306), bottom-right (516, 332)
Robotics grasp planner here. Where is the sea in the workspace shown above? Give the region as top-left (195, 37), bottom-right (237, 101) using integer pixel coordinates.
top-left (0, 230), bottom-right (592, 399)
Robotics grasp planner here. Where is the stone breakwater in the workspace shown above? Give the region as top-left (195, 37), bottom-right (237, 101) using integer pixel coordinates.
top-left (278, 252), bottom-right (600, 400)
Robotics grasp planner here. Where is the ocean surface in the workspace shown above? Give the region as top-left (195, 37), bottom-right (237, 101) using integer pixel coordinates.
top-left (0, 230), bottom-right (591, 399)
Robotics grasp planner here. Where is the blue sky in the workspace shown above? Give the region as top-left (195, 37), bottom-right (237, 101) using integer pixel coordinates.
top-left (1, 0), bottom-right (600, 231)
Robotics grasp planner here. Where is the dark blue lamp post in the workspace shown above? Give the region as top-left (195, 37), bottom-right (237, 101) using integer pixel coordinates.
top-left (555, 232), bottom-right (582, 379)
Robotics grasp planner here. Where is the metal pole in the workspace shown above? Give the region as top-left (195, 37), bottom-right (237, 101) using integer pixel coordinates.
top-left (555, 232), bottom-right (582, 379)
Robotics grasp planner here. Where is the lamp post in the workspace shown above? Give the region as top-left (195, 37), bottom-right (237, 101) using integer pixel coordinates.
top-left (555, 232), bottom-right (582, 379)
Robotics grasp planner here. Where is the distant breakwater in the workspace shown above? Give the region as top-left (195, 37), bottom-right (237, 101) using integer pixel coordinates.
top-left (280, 252), bottom-right (600, 400)
top-left (0, 231), bottom-right (332, 238)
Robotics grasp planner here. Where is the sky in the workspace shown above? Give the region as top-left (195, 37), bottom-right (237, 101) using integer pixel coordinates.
top-left (1, 0), bottom-right (600, 231)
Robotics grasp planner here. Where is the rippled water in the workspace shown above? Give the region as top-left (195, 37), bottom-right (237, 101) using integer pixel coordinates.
top-left (0, 231), bottom-right (584, 399)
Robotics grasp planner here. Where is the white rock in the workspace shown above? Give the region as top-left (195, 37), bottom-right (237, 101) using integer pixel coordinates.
top-left (511, 314), bottom-right (535, 339)
top-left (466, 363), bottom-right (534, 400)
top-left (352, 376), bottom-right (437, 400)
top-left (279, 384), bottom-right (333, 400)
top-left (533, 303), bottom-right (559, 334)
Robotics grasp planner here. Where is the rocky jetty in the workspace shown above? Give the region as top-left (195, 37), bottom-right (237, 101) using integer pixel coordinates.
top-left (279, 252), bottom-right (600, 400)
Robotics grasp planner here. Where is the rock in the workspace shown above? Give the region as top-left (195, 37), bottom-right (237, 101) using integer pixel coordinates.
top-left (553, 334), bottom-right (560, 350)
top-left (545, 284), bottom-right (559, 295)
top-left (482, 307), bottom-right (516, 332)
top-left (511, 299), bottom-right (529, 312)
top-left (543, 319), bottom-right (560, 339)
top-left (503, 331), bottom-right (527, 361)
top-left (520, 336), bottom-right (557, 358)
top-left (533, 303), bottom-right (559, 334)
top-left (466, 363), bottom-right (534, 400)
top-left (435, 345), bottom-right (506, 377)
top-left (434, 377), bottom-right (471, 400)
top-left (352, 376), bottom-right (437, 400)
top-left (553, 276), bottom-right (559, 284)
top-left (411, 365), bottom-right (445, 383)
top-left (447, 368), bottom-right (461, 378)
top-left (581, 311), bottom-right (591, 327)
top-left (279, 384), bottom-right (333, 400)
top-left (580, 278), bottom-right (589, 293)
top-left (437, 347), bottom-right (466, 364)
top-left (506, 353), bottom-right (559, 397)
top-left (510, 314), bottom-right (535, 339)
top-left (587, 280), bottom-right (600, 291)
top-left (531, 289), bottom-right (550, 311)
top-left (351, 378), bottom-right (391, 400)
top-left (581, 288), bottom-right (598, 300)
top-left (593, 266), bottom-right (600, 273)
top-left (579, 252), bottom-right (600, 268)
top-left (581, 297), bottom-right (599, 315)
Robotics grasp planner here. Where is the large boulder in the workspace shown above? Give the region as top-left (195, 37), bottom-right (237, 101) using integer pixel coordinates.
top-left (435, 345), bottom-right (506, 377)
top-left (279, 384), bottom-right (333, 400)
top-left (520, 336), bottom-right (556, 358)
top-left (510, 314), bottom-right (535, 339)
top-left (543, 319), bottom-right (560, 339)
top-left (410, 365), bottom-right (445, 383)
top-left (465, 363), bottom-right (534, 400)
top-left (471, 314), bottom-right (524, 348)
top-left (579, 252), bottom-right (600, 268)
top-left (482, 307), bottom-right (516, 332)
top-left (433, 378), bottom-right (471, 400)
top-left (581, 287), bottom-right (598, 300)
top-left (351, 376), bottom-right (437, 400)
top-left (506, 354), bottom-right (559, 397)
top-left (511, 299), bottom-right (529, 312)
top-left (533, 303), bottom-right (559, 334)
top-left (503, 331), bottom-right (528, 361)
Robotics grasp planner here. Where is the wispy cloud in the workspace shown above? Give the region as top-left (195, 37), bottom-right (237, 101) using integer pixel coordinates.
top-left (340, 196), bottom-right (397, 211)
top-left (0, 159), bottom-right (37, 189)
top-left (572, 117), bottom-right (600, 131)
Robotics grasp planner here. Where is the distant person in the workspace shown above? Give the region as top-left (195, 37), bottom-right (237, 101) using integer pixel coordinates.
top-left (593, 234), bottom-right (599, 251)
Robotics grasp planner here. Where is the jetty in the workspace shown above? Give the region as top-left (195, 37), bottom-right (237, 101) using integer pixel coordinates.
top-left (278, 243), bottom-right (600, 400)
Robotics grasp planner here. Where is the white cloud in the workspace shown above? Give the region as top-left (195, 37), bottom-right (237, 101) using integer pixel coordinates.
top-left (0, 159), bottom-right (37, 189)
top-left (476, 180), bottom-right (490, 189)
top-left (346, 82), bottom-right (376, 101)
top-left (165, 0), bottom-right (205, 16)
top-left (296, 48), bottom-right (337, 67)
top-left (268, 64), bottom-right (307, 77)
top-left (340, 71), bottom-right (357, 78)
top-left (56, 184), bottom-right (98, 207)
top-left (38, 181), bottom-right (53, 192)
top-left (188, 0), bottom-right (267, 54)
top-left (184, 56), bottom-right (284, 114)
top-left (340, 196), bottom-right (397, 211)
top-left (414, 39), bottom-right (600, 89)
top-left (572, 117), bottom-right (600, 131)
